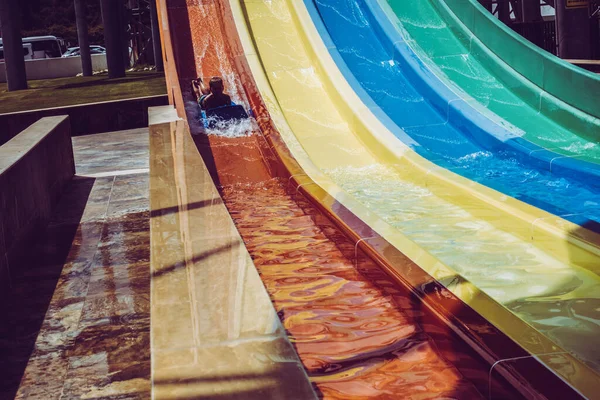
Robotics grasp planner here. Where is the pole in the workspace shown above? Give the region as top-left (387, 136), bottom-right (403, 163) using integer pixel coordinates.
top-left (498, 0), bottom-right (512, 24)
top-left (119, 1), bottom-right (130, 69)
top-left (520, 0), bottom-right (542, 22)
top-left (149, 0), bottom-right (163, 72)
top-left (0, 0), bottom-right (27, 90)
top-left (100, 0), bottom-right (126, 78)
top-left (479, 0), bottom-right (493, 12)
top-left (74, 0), bottom-right (92, 76)
top-left (555, 0), bottom-right (592, 58)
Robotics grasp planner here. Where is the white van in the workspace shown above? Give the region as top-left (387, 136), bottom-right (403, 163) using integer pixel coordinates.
top-left (0, 36), bottom-right (66, 59)
top-left (0, 43), bottom-right (34, 61)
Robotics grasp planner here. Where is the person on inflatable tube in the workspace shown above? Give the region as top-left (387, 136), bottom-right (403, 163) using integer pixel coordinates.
top-left (191, 76), bottom-right (233, 111)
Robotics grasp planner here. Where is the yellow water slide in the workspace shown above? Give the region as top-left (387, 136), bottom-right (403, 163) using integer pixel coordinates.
top-left (228, 0), bottom-right (600, 394)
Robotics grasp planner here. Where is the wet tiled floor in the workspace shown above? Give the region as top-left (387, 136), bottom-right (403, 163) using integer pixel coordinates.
top-left (0, 129), bottom-right (150, 400)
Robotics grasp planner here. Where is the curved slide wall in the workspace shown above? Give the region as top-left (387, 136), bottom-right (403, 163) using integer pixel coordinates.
top-left (225, 0), bottom-right (600, 396)
top-left (305, 0), bottom-right (600, 391)
top-left (381, 0), bottom-right (600, 169)
top-left (437, 0), bottom-right (600, 121)
top-left (310, 0), bottom-right (600, 234)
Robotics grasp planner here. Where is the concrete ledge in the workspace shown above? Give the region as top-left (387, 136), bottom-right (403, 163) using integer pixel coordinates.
top-left (0, 94), bottom-right (169, 146)
top-left (0, 54), bottom-right (108, 83)
top-left (0, 116), bottom-right (75, 294)
top-left (147, 107), bottom-right (315, 399)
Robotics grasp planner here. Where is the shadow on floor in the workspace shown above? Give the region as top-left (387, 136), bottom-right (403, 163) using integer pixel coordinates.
top-left (0, 177), bottom-right (95, 400)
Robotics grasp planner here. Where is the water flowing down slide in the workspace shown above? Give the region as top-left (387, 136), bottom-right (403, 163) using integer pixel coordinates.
top-left (303, 0), bottom-right (600, 393)
top-left (222, 0), bottom-right (599, 395)
top-left (158, 2), bottom-right (522, 398)
top-left (310, 0), bottom-right (600, 232)
top-left (158, 0), bottom-right (599, 397)
top-left (395, 0), bottom-right (600, 164)
top-left (382, 0), bottom-right (600, 171)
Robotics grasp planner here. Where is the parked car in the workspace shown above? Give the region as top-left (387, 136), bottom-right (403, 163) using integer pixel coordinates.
top-left (62, 46), bottom-right (106, 58)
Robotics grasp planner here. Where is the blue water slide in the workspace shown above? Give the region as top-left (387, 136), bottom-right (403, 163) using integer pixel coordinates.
top-left (305, 0), bottom-right (600, 229)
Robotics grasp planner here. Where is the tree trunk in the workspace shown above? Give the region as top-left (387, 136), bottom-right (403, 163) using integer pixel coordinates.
top-left (0, 0), bottom-right (27, 90)
top-left (74, 0), bottom-right (93, 76)
top-left (100, 0), bottom-right (126, 78)
top-left (149, 0), bottom-right (164, 72)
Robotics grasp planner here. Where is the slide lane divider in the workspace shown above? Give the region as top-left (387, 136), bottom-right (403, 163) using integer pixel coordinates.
top-left (373, 0), bottom-right (600, 181)
top-left (307, 0), bottom-right (600, 266)
top-left (303, 2), bottom-right (600, 392)
top-left (436, 0), bottom-right (600, 121)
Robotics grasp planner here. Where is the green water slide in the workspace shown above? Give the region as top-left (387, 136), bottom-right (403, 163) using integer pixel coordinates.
top-left (384, 0), bottom-right (600, 166)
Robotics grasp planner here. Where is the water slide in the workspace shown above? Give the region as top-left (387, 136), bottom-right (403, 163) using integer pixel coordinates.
top-left (304, 0), bottom-right (600, 392)
top-left (158, 0), bottom-right (600, 397)
top-left (382, 0), bottom-right (600, 172)
top-left (408, 0), bottom-right (600, 160)
top-left (157, 2), bottom-right (519, 398)
top-left (311, 0), bottom-right (600, 231)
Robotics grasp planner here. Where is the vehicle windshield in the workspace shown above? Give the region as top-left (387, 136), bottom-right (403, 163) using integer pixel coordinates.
top-left (28, 40), bottom-right (61, 57)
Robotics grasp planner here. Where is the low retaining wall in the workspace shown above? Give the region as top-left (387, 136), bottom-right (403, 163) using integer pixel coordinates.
top-left (148, 107), bottom-right (316, 399)
top-left (0, 94), bottom-right (168, 146)
top-left (0, 116), bottom-right (75, 294)
top-left (0, 54), bottom-right (107, 83)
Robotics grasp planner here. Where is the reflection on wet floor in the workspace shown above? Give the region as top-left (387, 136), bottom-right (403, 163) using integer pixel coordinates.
top-left (0, 129), bottom-right (151, 400)
top-left (220, 178), bottom-right (488, 399)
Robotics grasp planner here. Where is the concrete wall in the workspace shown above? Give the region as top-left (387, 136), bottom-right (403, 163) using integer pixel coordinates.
top-left (0, 54), bottom-right (107, 82)
top-left (0, 116), bottom-right (75, 294)
top-left (0, 94), bottom-right (168, 146)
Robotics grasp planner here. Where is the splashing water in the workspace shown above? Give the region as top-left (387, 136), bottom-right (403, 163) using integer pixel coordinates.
top-left (185, 99), bottom-right (258, 138)
top-left (203, 114), bottom-right (258, 138)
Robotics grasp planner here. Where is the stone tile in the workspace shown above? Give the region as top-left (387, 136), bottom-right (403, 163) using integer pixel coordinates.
top-left (151, 257), bottom-right (191, 306)
top-left (99, 218), bottom-right (150, 248)
top-left (51, 261), bottom-right (94, 300)
top-left (32, 222), bottom-right (104, 266)
top-left (86, 262), bottom-right (149, 298)
top-left (3, 129), bottom-right (152, 399)
top-left (67, 314), bottom-right (149, 359)
top-left (14, 351), bottom-right (70, 400)
top-left (152, 301), bottom-right (196, 350)
top-left (72, 128), bottom-right (149, 176)
top-left (49, 177), bottom-right (113, 225)
top-left (33, 299), bottom-right (85, 356)
top-left (81, 293), bottom-right (150, 322)
top-left (62, 353), bottom-right (150, 399)
top-left (92, 243), bottom-right (150, 269)
top-left (106, 198), bottom-right (150, 220)
top-left (188, 237), bottom-right (285, 344)
top-left (109, 174), bottom-right (149, 203)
